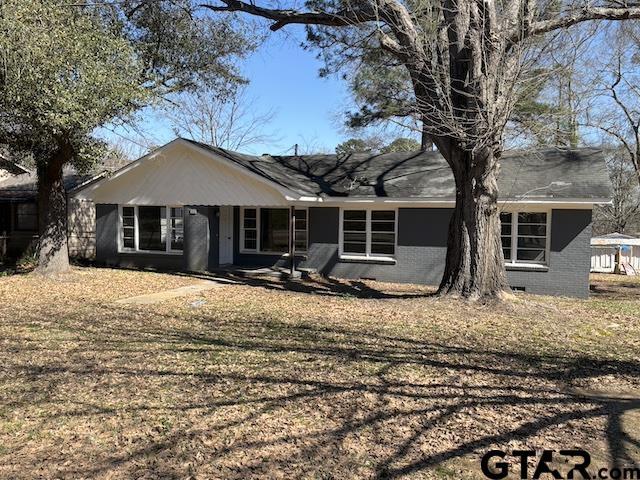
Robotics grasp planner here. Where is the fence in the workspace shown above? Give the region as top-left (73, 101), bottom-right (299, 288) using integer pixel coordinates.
top-left (591, 245), bottom-right (640, 273)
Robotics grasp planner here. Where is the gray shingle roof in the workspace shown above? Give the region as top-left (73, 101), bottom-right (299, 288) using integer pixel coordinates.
top-left (185, 140), bottom-right (611, 201)
top-left (0, 168), bottom-right (99, 201)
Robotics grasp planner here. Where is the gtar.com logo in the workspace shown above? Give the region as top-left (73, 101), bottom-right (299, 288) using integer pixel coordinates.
top-left (480, 449), bottom-right (640, 479)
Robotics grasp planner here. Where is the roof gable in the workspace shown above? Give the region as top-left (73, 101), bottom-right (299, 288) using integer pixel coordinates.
top-left (76, 140), bottom-right (293, 206)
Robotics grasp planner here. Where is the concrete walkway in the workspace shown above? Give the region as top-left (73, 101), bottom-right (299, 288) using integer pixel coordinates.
top-left (115, 279), bottom-right (230, 305)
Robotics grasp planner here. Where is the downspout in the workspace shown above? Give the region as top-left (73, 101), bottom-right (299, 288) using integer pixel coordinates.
top-left (289, 206), bottom-right (296, 276)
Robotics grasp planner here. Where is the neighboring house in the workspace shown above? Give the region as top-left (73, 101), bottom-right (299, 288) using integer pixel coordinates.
top-left (591, 232), bottom-right (640, 274)
top-left (0, 157), bottom-right (105, 260)
top-left (75, 138), bottom-right (612, 298)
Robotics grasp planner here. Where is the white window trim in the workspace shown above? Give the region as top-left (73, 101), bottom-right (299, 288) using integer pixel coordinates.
top-left (339, 207), bottom-right (397, 262)
top-left (118, 205), bottom-right (184, 255)
top-left (239, 207), bottom-right (308, 255)
top-left (501, 209), bottom-right (551, 268)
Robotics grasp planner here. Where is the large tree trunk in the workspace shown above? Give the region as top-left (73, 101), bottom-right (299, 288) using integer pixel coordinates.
top-left (35, 145), bottom-right (71, 275)
top-left (437, 146), bottom-right (510, 299)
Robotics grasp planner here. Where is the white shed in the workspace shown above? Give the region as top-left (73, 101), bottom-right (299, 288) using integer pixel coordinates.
top-left (591, 233), bottom-right (640, 274)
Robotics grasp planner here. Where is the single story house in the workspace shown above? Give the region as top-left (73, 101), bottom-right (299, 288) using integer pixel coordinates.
top-left (0, 156), bottom-right (104, 260)
top-left (591, 232), bottom-right (640, 274)
top-left (75, 138), bottom-right (612, 298)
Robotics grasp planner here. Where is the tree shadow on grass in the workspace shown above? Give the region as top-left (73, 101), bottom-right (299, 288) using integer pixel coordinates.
top-left (3, 301), bottom-right (640, 479)
top-left (91, 263), bottom-right (436, 300)
top-left (589, 280), bottom-right (640, 300)
top-left (187, 268), bottom-right (437, 299)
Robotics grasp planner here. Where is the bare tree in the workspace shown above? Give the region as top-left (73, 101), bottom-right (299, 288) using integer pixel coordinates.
top-left (192, 0), bottom-right (640, 298)
top-left (585, 23), bottom-right (640, 189)
top-left (167, 86), bottom-right (278, 151)
top-left (594, 148), bottom-right (640, 235)
top-left (507, 26), bottom-right (600, 149)
top-left (171, 0), bottom-right (640, 298)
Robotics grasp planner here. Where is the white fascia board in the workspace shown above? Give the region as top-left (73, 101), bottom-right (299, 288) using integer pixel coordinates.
top-left (289, 197), bottom-right (611, 209)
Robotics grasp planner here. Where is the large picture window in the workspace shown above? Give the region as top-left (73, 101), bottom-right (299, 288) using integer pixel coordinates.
top-left (500, 211), bottom-right (548, 264)
top-left (119, 205), bottom-right (183, 253)
top-left (240, 207), bottom-right (308, 253)
top-left (341, 209), bottom-right (396, 259)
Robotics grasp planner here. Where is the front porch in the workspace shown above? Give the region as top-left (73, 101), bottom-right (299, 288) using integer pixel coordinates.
top-left (97, 204), bottom-right (309, 276)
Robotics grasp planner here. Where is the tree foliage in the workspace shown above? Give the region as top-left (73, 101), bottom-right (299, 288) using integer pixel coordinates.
top-left (0, 0), bottom-right (145, 168)
top-left (335, 138), bottom-right (378, 156)
top-left (0, 0), bottom-right (254, 273)
top-left (335, 136), bottom-right (421, 155)
top-left (381, 137), bottom-right (421, 153)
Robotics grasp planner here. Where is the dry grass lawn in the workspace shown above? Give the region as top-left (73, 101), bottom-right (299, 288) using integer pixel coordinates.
top-left (0, 267), bottom-right (639, 479)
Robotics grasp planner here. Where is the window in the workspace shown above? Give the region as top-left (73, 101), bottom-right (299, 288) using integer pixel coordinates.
top-left (15, 203), bottom-right (37, 231)
top-left (343, 210), bottom-right (366, 254)
top-left (294, 209), bottom-right (308, 251)
top-left (119, 205), bottom-right (183, 253)
top-left (371, 210), bottom-right (396, 255)
top-left (122, 207), bottom-right (135, 249)
top-left (341, 209), bottom-right (396, 258)
top-left (500, 211), bottom-right (548, 264)
top-left (138, 206), bottom-right (165, 251)
top-left (240, 207), bottom-right (308, 253)
top-left (243, 208), bottom-right (257, 250)
top-left (261, 208), bottom-right (289, 252)
top-left (169, 207), bottom-right (184, 251)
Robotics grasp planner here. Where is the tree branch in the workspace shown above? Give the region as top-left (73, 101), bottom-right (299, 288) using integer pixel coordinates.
top-left (199, 1), bottom-right (377, 31)
top-left (513, 6), bottom-right (640, 42)
top-left (379, 31), bottom-right (409, 60)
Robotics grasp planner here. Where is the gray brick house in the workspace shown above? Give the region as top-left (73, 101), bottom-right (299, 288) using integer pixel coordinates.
top-left (75, 138), bottom-right (612, 298)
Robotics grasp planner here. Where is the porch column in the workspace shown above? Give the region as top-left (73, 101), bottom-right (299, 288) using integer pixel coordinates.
top-left (184, 206), bottom-right (217, 272)
top-left (289, 206), bottom-right (295, 275)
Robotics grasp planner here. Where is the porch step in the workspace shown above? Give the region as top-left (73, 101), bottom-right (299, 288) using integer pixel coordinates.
top-left (213, 266), bottom-right (315, 280)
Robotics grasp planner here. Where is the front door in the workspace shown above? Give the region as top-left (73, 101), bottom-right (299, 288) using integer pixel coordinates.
top-left (219, 206), bottom-right (233, 265)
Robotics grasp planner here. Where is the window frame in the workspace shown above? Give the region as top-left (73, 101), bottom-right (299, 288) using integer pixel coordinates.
top-left (339, 207), bottom-right (398, 261)
top-left (239, 206), bottom-right (308, 255)
top-left (118, 205), bottom-right (184, 255)
top-left (500, 209), bottom-right (551, 267)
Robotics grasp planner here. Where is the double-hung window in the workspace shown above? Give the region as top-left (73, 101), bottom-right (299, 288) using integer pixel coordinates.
top-left (119, 205), bottom-right (183, 253)
top-left (500, 211), bottom-right (548, 264)
top-left (121, 206), bottom-right (136, 249)
top-left (341, 209), bottom-right (396, 259)
top-left (294, 209), bottom-right (308, 251)
top-left (240, 207), bottom-right (308, 253)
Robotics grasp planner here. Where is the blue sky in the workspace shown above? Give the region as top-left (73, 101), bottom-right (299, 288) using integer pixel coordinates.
top-left (103, 27), bottom-right (355, 157)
